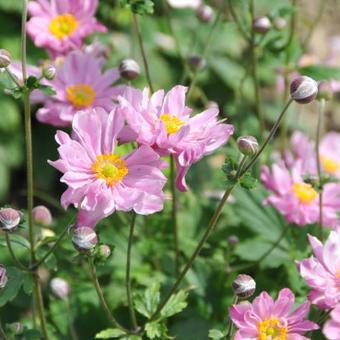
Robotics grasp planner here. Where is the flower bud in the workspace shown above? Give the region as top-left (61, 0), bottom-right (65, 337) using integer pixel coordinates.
top-left (0, 207), bottom-right (21, 231)
top-left (72, 227), bottom-right (98, 252)
top-left (253, 16), bottom-right (271, 34)
top-left (232, 274), bottom-right (256, 299)
top-left (227, 235), bottom-right (239, 247)
top-left (42, 64), bottom-right (56, 80)
top-left (196, 5), bottom-right (214, 23)
top-left (7, 322), bottom-right (24, 335)
top-left (273, 17), bottom-right (287, 31)
top-left (50, 277), bottom-right (70, 299)
top-left (98, 244), bottom-right (111, 260)
top-left (0, 265), bottom-right (8, 289)
top-left (119, 59), bottom-right (140, 80)
top-left (32, 205), bottom-right (52, 226)
top-left (0, 49), bottom-right (11, 68)
top-left (290, 76), bottom-right (318, 104)
top-left (237, 136), bottom-right (259, 156)
top-left (188, 55), bottom-right (206, 71)
top-left (317, 81), bottom-right (333, 101)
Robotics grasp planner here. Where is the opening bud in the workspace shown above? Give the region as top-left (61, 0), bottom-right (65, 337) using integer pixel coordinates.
top-left (196, 5), bottom-right (214, 23)
top-left (290, 76), bottom-right (318, 104)
top-left (0, 207), bottom-right (21, 231)
top-left (42, 64), bottom-right (56, 80)
top-left (273, 17), bottom-right (287, 31)
top-left (0, 49), bottom-right (11, 68)
top-left (72, 227), bottom-right (98, 252)
top-left (98, 244), bottom-right (112, 260)
top-left (188, 55), bottom-right (206, 71)
top-left (317, 81), bottom-right (333, 101)
top-left (253, 16), bottom-right (271, 34)
top-left (50, 277), bottom-right (70, 300)
top-left (232, 274), bottom-right (256, 299)
top-left (119, 59), bottom-right (140, 80)
top-left (0, 265), bottom-right (8, 289)
top-left (227, 235), bottom-right (239, 247)
top-left (32, 205), bottom-right (52, 226)
top-left (237, 136), bottom-right (259, 156)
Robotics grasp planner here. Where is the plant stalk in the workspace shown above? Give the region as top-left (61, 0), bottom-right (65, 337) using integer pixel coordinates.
top-left (5, 233), bottom-right (28, 271)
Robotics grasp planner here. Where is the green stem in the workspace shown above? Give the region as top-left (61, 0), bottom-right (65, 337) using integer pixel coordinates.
top-left (227, 0), bottom-right (251, 42)
top-left (33, 276), bottom-right (49, 339)
top-left (66, 299), bottom-right (78, 340)
top-left (5, 233), bottom-right (28, 271)
top-left (170, 155), bottom-right (180, 277)
top-left (225, 296), bottom-right (239, 339)
top-left (316, 98), bottom-right (325, 241)
top-left (126, 212), bottom-right (138, 330)
top-left (88, 257), bottom-right (128, 332)
top-left (132, 13), bottom-right (154, 93)
top-left (235, 155), bottom-right (248, 179)
top-left (5, 68), bottom-right (22, 88)
top-left (0, 319), bottom-right (8, 340)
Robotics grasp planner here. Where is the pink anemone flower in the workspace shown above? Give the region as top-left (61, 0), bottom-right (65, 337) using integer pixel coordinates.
top-left (48, 108), bottom-right (167, 228)
top-left (323, 305), bottom-right (340, 339)
top-left (35, 50), bottom-right (123, 127)
top-left (27, 0), bottom-right (106, 57)
top-left (297, 231), bottom-right (340, 309)
top-left (229, 288), bottom-right (318, 339)
top-left (119, 85), bottom-right (234, 191)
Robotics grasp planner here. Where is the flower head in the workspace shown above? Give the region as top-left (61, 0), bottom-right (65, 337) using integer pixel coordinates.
top-left (323, 305), bottom-right (340, 339)
top-left (298, 230), bottom-right (340, 309)
top-left (230, 288), bottom-right (318, 339)
top-left (49, 108), bottom-right (167, 228)
top-left (50, 277), bottom-right (70, 299)
top-left (0, 207), bottom-right (21, 231)
top-left (35, 51), bottom-right (123, 126)
top-left (32, 205), bottom-right (52, 226)
top-left (119, 85), bottom-right (233, 191)
top-left (27, 0), bottom-right (106, 57)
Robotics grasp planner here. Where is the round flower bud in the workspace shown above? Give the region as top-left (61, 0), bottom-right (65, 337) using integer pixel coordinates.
top-left (237, 136), bottom-right (259, 156)
top-left (196, 5), bottom-right (214, 23)
top-left (32, 205), bottom-right (52, 226)
top-left (232, 274), bottom-right (256, 299)
top-left (317, 81), bottom-right (333, 101)
top-left (0, 207), bottom-right (21, 231)
top-left (119, 59), bottom-right (140, 80)
top-left (290, 76), bottom-right (318, 104)
top-left (7, 322), bottom-right (24, 335)
top-left (227, 235), bottom-right (239, 247)
top-left (0, 265), bottom-right (8, 289)
top-left (72, 227), bottom-right (98, 252)
top-left (42, 64), bottom-right (56, 80)
top-left (273, 17), bottom-right (287, 31)
top-left (50, 277), bottom-right (70, 299)
top-left (253, 16), bottom-right (271, 34)
top-left (188, 55), bottom-right (206, 71)
top-left (98, 244), bottom-right (111, 260)
top-left (0, 49), bottom-right (11, 68)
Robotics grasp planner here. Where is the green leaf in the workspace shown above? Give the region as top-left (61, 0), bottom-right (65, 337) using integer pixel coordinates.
top-left (298, 65), bottom-right (340, 81)
top-left (145, 322), bottom-right (167, 339)
top-left (0, 234), bottom-right (30, 249)
top-left (120, 0), bottom-right (154, 15)
top-left (21, 329), bottom-right (42, 339)
top-left (23, 273), bottom-right (34, 294)
top-left (0, 267), bottom-right (25, 307)
top-left (239, 172), bottom-right (258, 190)
top-left (38, 84), bottom-right (56, 95)
top-left (160, 289), bottom-right (188, 319)
top-left (25, 76), bottom-right (40, 90)
top-left (95, 328), bottom-right (126, 339)
top-left (134, 282), bottom-right (160, 319)
top-left (222, 157), bottom-right (238, 188)
top-left (208, 329), bottom-right (226, 340)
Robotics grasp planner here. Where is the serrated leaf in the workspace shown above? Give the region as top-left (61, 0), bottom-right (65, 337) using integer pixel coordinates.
top-left (120, 0), bottom-right (154, 15)
top-left (145, 322), bottom-right (167, 339)
top-left (160, 289), bottom-right (188, 319)
top-left (208, 329), bottom-right (226, 340)
top-left (134, 282), bottom-right (160, 319)
top-left (0, 267), bottom-right (25, 307)
top-left (25, 76), bottom-right (40, 90)
top-left (239, 172), bottom-right (258, 190)
top-left (95, 328), bottom-right (126, 339)
top-left (38, 84), bottom-right (56, 95)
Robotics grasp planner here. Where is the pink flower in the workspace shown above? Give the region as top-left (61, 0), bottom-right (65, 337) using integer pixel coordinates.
top-left (27, 0), bottom-right (106, 57)
top-left (297, 231), bottom-right (340, 309)
top-left (119, 85), bottom-right (234, 191)
top-left (35, 51), bottom-right (123, 127)
top-left (48, 108), bottom-right (167, 228)
top-left (261, 160), bottom-right (340, 227)
top-left (323, 305), bottom-right (340, 339)
top-left (229, 288), bottom-right (318, 339)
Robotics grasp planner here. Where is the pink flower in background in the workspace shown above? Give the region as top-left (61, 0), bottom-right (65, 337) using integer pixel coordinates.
top-left (261, 160), bottom-right (340, 227)
top-left (298, 231), bottom-right (340, 309)
top-left (35, 51), bottom-right (123, 126)
top-left (323, 305), bottom-right (340, 339)
top-left (48, 108), bottom-right (167, 228)
top-left (230, 288), bottom-right (318, 339)
top-left (167, 0), bottom-right (201, 9)
top-left (119, 85), bottom-right (234, 191)
top-left (27, 0), bottom-right (106, 57)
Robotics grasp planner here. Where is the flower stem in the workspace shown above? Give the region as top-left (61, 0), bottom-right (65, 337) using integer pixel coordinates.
top-left (66, 299), bottom-right (78, 340)
top-left (88, 257), bottom-right (128, 332)
top-left (132, 13), bottom-right (154, 93)
top-left (126, 212), bottom-right (138, 330)
top-left (170, 155), bottom-right (180, 277)
top-left (4, 68), bottom-right (22, 88)
top-left (225, 295), bottom-right (239, 339)
top-left (33, 275), bottom-right (49, 339)
top-left (227, 0), bottom-right (251, 42)
top-left (5, 233), bottom-right (28, 271)
top-left (316, 98), bottom-right (325, 241)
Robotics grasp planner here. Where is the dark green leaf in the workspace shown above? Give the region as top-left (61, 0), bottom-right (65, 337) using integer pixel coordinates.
top-left (239, 172), bottom-right (258, 190)
top-left (0, 267), bottom-right (25, 307)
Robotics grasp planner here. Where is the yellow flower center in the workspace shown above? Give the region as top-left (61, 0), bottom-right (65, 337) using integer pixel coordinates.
top-left (66, 84), bottom-right (96, 108)
top-left (258, 318), bottom-right (288, 340)
top-left (91, 154), bottom-right (128, 187)
top-left (336, 270), bottom-right (340, 279)
top-left (49, 14), bottom-right (79, 40)
top-left (160, 114), bottom-right (185, 134)
top-left (293, 182), bottom-right (318, 204)
top-left (321, 156), bottom-right (340, 174)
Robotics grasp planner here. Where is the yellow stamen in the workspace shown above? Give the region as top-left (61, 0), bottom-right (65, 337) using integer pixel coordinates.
top-left (336, 270), bottom-right (340, 279)
top-left (49, 14), bottom-right (79, 40)
top-left (258, 318), bottom-right (288, 340)
top-left (160, 114), bottom-right (185, 135)
top-left (321, 156), bottom-right (340, 174)
top-left (66, 84), bottom-right (96, 108)
top-left (91, 154), bottom-right (128, 187)
top-left (293, 182), bottom-right (318, 204)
